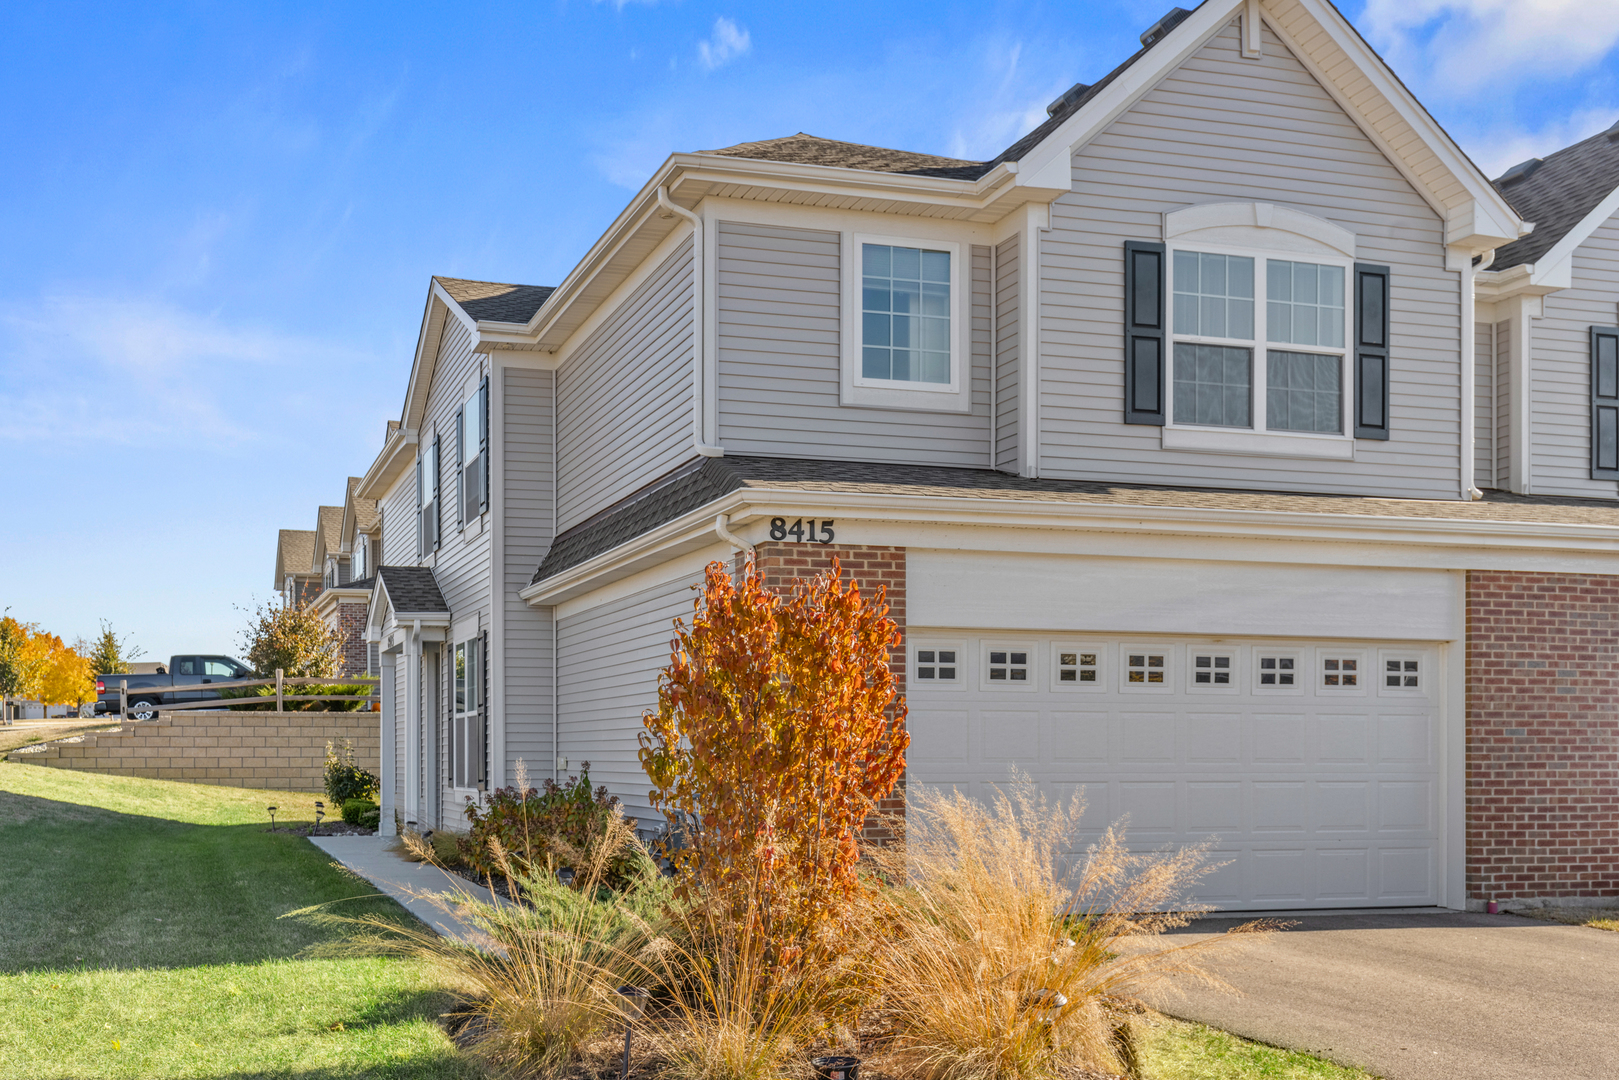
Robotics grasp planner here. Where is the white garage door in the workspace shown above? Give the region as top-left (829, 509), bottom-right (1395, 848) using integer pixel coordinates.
top-left (906, 636), bottom-right (1443, 911)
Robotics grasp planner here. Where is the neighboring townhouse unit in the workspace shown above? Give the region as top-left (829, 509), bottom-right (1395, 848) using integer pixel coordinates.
top-left (273, 528), bottom-right (318, 608)
top-left (313, 477), bottom-right (382, 677)
top-left (353, 0), bottom-right (1619, 913)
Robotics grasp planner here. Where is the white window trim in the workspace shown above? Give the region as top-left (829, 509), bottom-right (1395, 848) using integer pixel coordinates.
top-left (1252, 649), bottom-right (1306, 695)
top-left (979, 641), bottom-right (1038, 691)
top-left (912, 640), bottom-right (966, 691)
top-left (840, 231), bottom-right (972, 414)
top-left (1163, 238), bottom-right (1356, 459)
top-left (460, 382), bottom-right (487, 529)
top-left (1050, 641), bottom-right (1107, 693)
top-left (1119, 643), bottom-right (1175, 693)
top-left (1377, 649), bottom-right (1427, 695)
top-left (450, 632), bottom-right (483, 794)
top-left (1316, 648), bottom-right (1368, 695)
top-left (1186, 647), bottom-right (1240, 694)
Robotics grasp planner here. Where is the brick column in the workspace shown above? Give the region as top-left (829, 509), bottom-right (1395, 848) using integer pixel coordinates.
top-left (1466, 570), bottom-right (1619, 905)
top-left (746, 543), bottom-right (907, 839)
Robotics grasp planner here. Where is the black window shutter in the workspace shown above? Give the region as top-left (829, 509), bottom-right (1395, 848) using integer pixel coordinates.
top-left (1353, 263), bottom-right (1391, 440)
top-left (1592, 326), bottom-right (1619, 479)
top-left (454, 406), bottom-right (465, 527)
top-left (1123, 241), bottom-right (1166, 425)
top-left (479, 629), bottom-right (489, 790)
top-left (478, 375), bottom-right (491, 514)
top-left (415, 456), bottom-right (424, 557)
top-left (431, 433), bottom-right (442, 549)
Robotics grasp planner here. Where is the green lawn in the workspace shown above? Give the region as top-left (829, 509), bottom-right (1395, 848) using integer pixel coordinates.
top-left (0, 762), bottom-right (484, 1079)
top-left (0, 762), bottom-right (1376, 1080)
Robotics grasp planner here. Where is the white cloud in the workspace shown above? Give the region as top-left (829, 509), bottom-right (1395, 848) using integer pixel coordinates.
top-left (0, 296), bottom-right (372, 446)
top-left (1469, 107), bottom-right (1617, 180)
top-left (697, 17), bottom-right (752, 71)
top-left (1362, 0), bottom-right (1619, 94)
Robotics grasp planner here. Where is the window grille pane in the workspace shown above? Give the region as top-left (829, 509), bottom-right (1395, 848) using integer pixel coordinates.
top-left (454, 644), bottom-right (466, 713)
top-left (862, 244), bottom-right (951, 385)
top-left (1174, 343), bottom-right (1251, 427)
top-left (1267, 351), bottom-right (1342, 433)
top-left (1174, 251), bottom-right (1254, 338)
top-left (1267, 260), bottom-right (1345, 347)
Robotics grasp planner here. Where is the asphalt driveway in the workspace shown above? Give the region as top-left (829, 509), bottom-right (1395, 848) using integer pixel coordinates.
top-left (1147, 910), bottom-right (1619, 1080)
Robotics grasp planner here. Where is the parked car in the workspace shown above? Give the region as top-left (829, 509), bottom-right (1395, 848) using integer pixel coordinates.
top-left (95, 655), bottom-right (254, 720)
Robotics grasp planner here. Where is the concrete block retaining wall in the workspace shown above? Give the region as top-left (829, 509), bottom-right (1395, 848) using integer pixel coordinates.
top-left (6, 710), bottom-right (380, 791)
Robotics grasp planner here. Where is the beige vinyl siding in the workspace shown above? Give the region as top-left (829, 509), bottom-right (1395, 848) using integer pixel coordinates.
top-left (1475, 318), bottom-right (1495, 488)
top-left (502, 365), bottom-right (556, 780)
top-left (1496, 318), bottom-right (1513, 485)
top-left (556, 568), bottom-right (705, 826)
top-left (995, 234), bottom-right (1021, 471)
top-left (714, 221), bottom-right (993, 465)
top-left (555, 237), bottom-right (695, 532)
top-left (1041, 19), bottom-right (1461, 498)
top-left (1531, 213), bottom-right (1619, 498)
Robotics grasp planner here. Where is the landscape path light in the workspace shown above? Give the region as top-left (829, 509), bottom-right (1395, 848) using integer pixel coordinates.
top-left (314, 800), bottom-right (325, 830)
top-left (613, 985), bottom-right (650, 1080)
top-left (267, 806), bottom-right (278, 829)
top-left (811, 1055), bottom-right (860, 1080)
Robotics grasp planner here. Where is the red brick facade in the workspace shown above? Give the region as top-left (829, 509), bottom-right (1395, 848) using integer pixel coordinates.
top-left (335, 600), bottom-right (371, 677)
top-left (1466, 571), bottom-right (1619, 904)
top-left (746, 543), bottom-right (908, 834)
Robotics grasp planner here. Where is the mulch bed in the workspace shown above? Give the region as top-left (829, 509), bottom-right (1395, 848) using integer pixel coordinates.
top-left (268, 823), bottom-right (377, 837)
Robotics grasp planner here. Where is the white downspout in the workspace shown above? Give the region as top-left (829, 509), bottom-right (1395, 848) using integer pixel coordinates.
top-left (1458, 250), bottom-right (1483, 500)
top-left (657, 186), bottom-right (724, 458)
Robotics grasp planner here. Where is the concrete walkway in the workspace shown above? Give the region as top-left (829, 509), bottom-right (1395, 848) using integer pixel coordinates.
top-left (1149, 910), bottom-right (1619, 1080)
top-left (309, 834), bottom-right (498, 943)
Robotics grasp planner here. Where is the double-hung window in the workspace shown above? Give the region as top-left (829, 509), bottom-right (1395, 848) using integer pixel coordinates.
top-left (457, 377), bottom-right (489, 526)
top-left (352, 535), bottom-right (367, 580)
top-left (841, 233), bottom-right (970, 412)
top-left (451, 635), bottom-right (485, 790)
top-left (1169, 248), bottom-right (1350, 438)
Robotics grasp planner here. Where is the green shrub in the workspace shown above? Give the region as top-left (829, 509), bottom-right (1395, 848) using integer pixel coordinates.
top-left (342, 798), bottom-right (379, 826)
top-left (325, 739), bottom-right (379, 805)
top-left (217, 682), bottom-right (374, 712)
top-left (459, 763), bottom-right (654, 890)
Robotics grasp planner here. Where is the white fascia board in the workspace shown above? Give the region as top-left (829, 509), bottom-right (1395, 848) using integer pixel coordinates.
top-left (1272, 0), bottom-right (1525, 246)
top-left (1510, 180), bottom-right (1619, 294)
top-left (1475, 262), bottom-right (1565, 302)
top-left (355, 426), bottom-right (418, 501)
top-left (1014, 0), bottom-right (1244, 191)
top-left (401, 291), bottom-right (458, 431)
top-left (520, 485), bottom-right (1619, 606)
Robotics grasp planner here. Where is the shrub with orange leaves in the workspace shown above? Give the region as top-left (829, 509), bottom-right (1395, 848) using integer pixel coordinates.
top-left (638, 554), bottom-right (908, 957)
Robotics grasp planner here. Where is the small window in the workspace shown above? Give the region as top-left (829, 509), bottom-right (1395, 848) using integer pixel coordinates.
top-left (1126, 652), bottom-right (1167, 684)
top-left (1257, 655), bottom-right (1296, 687)
top-left (451, 637), bottom-right (485, 790)
top-left (916, 649), bottom-right (958, 682)
top-left (1322, 655), bottom-right (1360, 688)
top-left (987, 649), bottom-right (1029, 682)
top-left (1385, 658), bottom-right (1420, 689)
top-left (1057, 650), bottom-right (1099, 684)
top-left (353, 535), bottom-right (367, 580)
top-left (1192, 653), bottom-right (1233, 685)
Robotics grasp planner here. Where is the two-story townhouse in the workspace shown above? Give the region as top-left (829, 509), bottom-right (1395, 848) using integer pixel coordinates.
top-left (358, 0), bottom-right (1619, 913)
top-left (313, 477), bottom-right (382, 677)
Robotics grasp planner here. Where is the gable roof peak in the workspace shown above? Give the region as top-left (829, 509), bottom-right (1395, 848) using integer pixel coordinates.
top-left (434, 276), bottom-right (556, 325)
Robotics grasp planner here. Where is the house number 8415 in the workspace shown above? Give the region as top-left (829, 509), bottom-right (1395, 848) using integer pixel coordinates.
top-left (769, 517), bottom-right (835, 544)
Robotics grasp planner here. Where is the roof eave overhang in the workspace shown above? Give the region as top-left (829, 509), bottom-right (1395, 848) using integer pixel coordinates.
top-left (1475, 261), bottom-right (1565, 301)
top-left (472, 154), bottom-right (1061, 357)
top-left (520, 485), bottom-right (1619, 607)
top-left (1484, 178), bottom-right (1619, 298)
top-left (356, 426), bottom-right (419, 501)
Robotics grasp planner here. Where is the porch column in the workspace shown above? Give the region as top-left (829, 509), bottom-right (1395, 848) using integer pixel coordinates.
top-left (378, 649), bottom-right (397, 837)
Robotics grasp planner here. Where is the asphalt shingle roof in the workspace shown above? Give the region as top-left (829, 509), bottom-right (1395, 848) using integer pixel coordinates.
top-left (315, 506), bottom-right (342, 561)
top-left (375, 566), bottom-right (450, 615)
top-left (347, 476), bottom-right (380, 536)
top-left (531, 455), bottom-right (1619, 584)
top-left (275, 529), bottom-right (316, 587)
top-left (1492, 125), bottom-right (1619, 270)
top-left (693, 15), bottom-right (1172, 182)
top-left (436, 277), bottom-right (556, 324)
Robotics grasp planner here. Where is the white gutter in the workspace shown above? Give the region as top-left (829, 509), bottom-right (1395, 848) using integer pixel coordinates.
top-left (714, 513), bottom-right (751, 554)
top-left (656, 186), bottom-right (724, 458)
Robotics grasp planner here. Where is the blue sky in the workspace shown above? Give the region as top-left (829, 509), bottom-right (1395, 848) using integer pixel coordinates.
top-left (2, 0), bottom-right (1617, 664)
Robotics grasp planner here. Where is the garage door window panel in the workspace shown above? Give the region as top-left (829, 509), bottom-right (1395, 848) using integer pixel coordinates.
top-left (1051, 644), bottom-right (1105, 692)
top-left (981, 645), bottom-right (1036, 690)
top-left (914, 644), bottom-right (964, 690)
top-left (1318, 650), bottom-right (1367, 694)
top-left (1188, 650), bottom-right (1238, 694)
top-left (1121, 647), bottom-right (1173, 693)
top-left (1378, 652), bottom-right (1424, 693)
top-left (1254, 652), bottom-right (1304, 694)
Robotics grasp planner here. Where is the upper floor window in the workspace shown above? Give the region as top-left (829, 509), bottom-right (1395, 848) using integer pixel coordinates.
top-left (862, 244), bottom-right (951, 385)
top-left (417, 436), bottom-right (440, 557)
top-left (353, 534), bottom-right (367, 580)
top-left (840, 232), bottom-right (969, 414)
top-left (324, 557), bottom-right (337, 591)
top-left (1170, 248), bottom-right (1350, 437)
